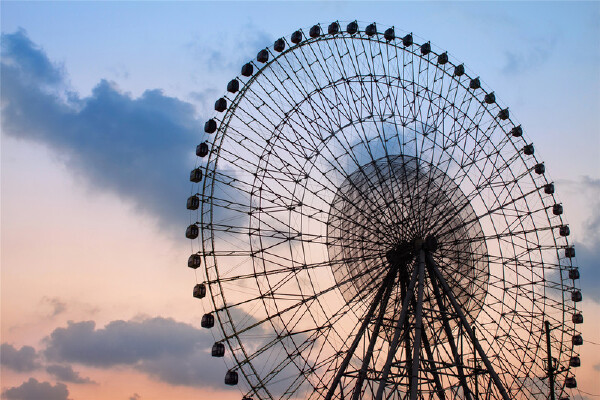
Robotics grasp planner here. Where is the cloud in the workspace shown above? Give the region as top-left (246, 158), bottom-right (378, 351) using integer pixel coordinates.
top-left (188, 22), bottom-right (272, 73)
top-left (46, 364), bottom-right (95, 384)
top-left (129, 394), bottom-right (141, 400)
top-left (0, 344), bottom-right (40, 372)
top-left (1, 29), bottom-right (204, 233)
top-left (594, 362), bottom-right (600, 372)
top-left (43, 317), bottom-right (227, 388)
top-left (501, 35), bottom-right (556, 75)
top-left (1, 378), bottom-right (70, 400)
top-left (42, 297), bottom-right (67, 317)
top-left (572, 176), bottom-right (600, 302)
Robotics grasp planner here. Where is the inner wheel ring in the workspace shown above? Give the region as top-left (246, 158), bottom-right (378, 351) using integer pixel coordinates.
top-left (327, 154), bottom-right (490, 329)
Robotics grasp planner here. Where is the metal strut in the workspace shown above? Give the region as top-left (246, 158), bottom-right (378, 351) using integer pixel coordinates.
top-left (426, 252), bottom-right (511, 400)
top-left (427, 256), bottom-right (473, 400)
top-left (545, 320), bottom-right (556, 400)
top-left (410, 250), bottom-right (426, 400)
top-left (374, 258), bottom-right (420, 400)
top-left (351, 264), bottom-right (397, 400)
top-left (324, 262), bottom-right (400, 400)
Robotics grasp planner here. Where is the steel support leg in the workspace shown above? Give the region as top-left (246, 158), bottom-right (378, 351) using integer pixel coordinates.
top-left (351, 268), bottom-right (398, 400)
top-left (325, 264), bottom-right (400, 400)
top-left (410, 250), bottom-right (426, 400)
top-left (426, 253), bottom-right (510, 400)
top-left (375, 260), bottom-right (420, 400)
top-left (421, 327), bottom-right (446, 400)
top-left (427, 256), bottom-right (473, 400)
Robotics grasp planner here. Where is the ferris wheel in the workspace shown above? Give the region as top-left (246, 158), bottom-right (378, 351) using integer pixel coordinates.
top-left (186, 20), bottom-right (583, 400)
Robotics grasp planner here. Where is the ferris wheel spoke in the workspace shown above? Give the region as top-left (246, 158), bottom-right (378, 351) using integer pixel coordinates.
top-left (220, 259), bottom-right (384, 342)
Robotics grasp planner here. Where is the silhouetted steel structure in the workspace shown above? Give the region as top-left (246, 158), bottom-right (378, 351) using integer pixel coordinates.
top-left (187, 21), bottom-right (583, 400)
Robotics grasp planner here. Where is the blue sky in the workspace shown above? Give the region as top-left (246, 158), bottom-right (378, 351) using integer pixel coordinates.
top-left (1, 2), bottom-right (599, 400)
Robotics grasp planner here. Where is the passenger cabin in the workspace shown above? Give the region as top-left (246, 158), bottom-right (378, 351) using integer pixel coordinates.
top-left (273, 38), bottom-right (285, 52)
top-left (470, 77), bottom-right (481, 89)
top-left (565, 376), bottom-right (577, 388)
top-left (188, 254), bottom-right (201, 269)
top-left (553, 204), bottom-right (563, 215)
top-left (402, 34), bottom-right (413, 47)
top-left (212, 342), bottom-right (225, 357)
top-left (437, 52), bottom-right (448, 65)
top-left (420, 42), bottom-right (431, 55)
top-left (573, 334), bottom-right (583, 346)
top-left (569, 268), bottom-right (580, 280)
top-left (196, 142), bottom-right (209, 158)
top-left (256, 49), bottom-right (269, 63)
top-left (190, 168), bottom-right (203, 183)
top-left (201, 313), bottom-right (214, 328)
top-left (204, 119), bottom-right (217, 134)
top-left (559, 225), bottom-right (570, 237)
top-left (565, 246), bottom-right (576, 258)
top-left (186, 195), bottom-right (200, 210)
top-left (241, 63), bottom-right (254, 77)
top-left (454, 64), bottom-right (465, 77)
top-left (328, 22), bottom-right (340, 35)
top-left (346, 21), bottom-right (358, 35)
top-left (570, 356), bottom-right (581, 367)
top-left (227, 79), bottom-right (239, 93)
top-left (384, 27), bottom-right (395, 41)
top-left (497, 108), bottom-right (510, 120)
top-left (523, 144), bottom-right (534, 156)
top-left (534, 163), bottom-right (545, 175)
top-left (291, 30), bottom-right (302, 44)
top-left (365, 23), bottom-right (377, 37)
top-left (544, 183), bottom-right (555, 194)
top-left (572, 313), bottom-right (583, 324)
top-left (511, 125), bottom-right (523, 137)
top-left (214, 98), bottom-right (227, 112)
top-left (572, 290), bottom-right (582, 302)
top-left (484, 92), bottom-right (495, 104)
top-left (309, 25), bottom-right (321, 38)
top-left (224, 370), bottom-right (238, 385)
top-left (186, 225), bottom-right (199, 239)
top-left (193, 283), bottom-right (206, 298)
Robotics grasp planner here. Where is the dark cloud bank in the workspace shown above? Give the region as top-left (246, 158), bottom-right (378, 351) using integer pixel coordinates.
top-left (2, 378), bottom-right (70, 400)
top-left (1, 29), bottom-right (203, 233)
top-left (0, 344), bottom-right (40, 372)
top-left (43, 317), bottom-right (226, 388)
top-left (2, 317), bottom-right (232, 397)
top-left (573, 176), bottom-right (600, 303)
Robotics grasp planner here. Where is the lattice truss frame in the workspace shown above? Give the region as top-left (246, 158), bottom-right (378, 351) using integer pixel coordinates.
top-left (187, 21), bottom-right (583, 400)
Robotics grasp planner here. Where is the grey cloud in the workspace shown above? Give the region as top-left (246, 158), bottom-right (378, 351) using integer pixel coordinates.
top-left (0, 28), bottom-right (63, 85)
top-left (129, 394), bottom-right (141, 400)
top-left (502, 35), bottom-right (556, 75)
top-left (42, 297), bottom-right (67, 317)
top-left (43, 317), bottom-right (228, 388)
top-left (46, 364), bottom-right (96, 384)
top-left (573, 176), bottom-right (600, 302)
top-left (1, 378), bottom-right (70, 400)
top-left (188, 22), bottom-right (272, 73)
top-left (0, 343), bottom-right (40, 372)
top-left (1, 29), bottom-right (204, 233)
top-left (594, 362), bottom-right (600, 372)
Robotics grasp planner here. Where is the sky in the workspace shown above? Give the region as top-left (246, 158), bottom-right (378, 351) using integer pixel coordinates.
top-left (1, 1), bottom-right (599, 400)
